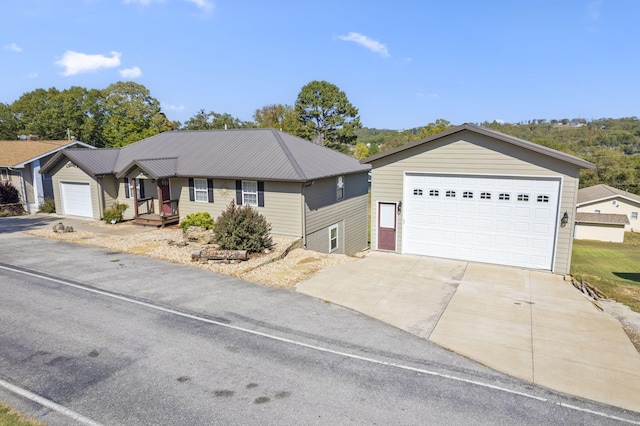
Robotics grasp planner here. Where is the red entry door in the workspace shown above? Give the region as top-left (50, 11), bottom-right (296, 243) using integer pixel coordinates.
top-left (160, 182), bottom-right (172, 215)
top-left (378, 202), bottom-right (397, 251)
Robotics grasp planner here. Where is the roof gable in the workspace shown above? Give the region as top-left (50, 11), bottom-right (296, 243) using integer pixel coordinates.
top-left (41, 129), bottom-right (370, 182)
top-left (362, 123), bottom-right (595, 169)
top-left (577, 184), bottom-right (640, 206)
top-left (0, 140), bottom-right (93, 167)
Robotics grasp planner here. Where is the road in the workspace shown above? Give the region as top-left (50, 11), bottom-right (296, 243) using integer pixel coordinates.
top-left (0, 235), bottom-right (639, 424)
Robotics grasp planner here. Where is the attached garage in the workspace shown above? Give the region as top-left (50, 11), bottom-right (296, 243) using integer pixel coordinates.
top-left (60, 182), bottom-right (93, 217)
top-left (364, 124), bottom-right (595, 275)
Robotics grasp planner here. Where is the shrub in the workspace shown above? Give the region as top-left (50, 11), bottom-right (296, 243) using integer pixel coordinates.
top-left (180, 212), bottom-right (215, 232)
top-left (103, 202), bottom-right (128, 223)
top-left (214, 200), bottom-right (272, 253)
top-left (0, 181), bottom-right (20, 204)
top-left (38, 197), bottom-right (56, 213)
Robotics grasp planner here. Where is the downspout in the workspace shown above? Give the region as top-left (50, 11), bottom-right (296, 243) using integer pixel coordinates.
top-left (301, 182), bottom-right (307, 249)
top-left (8, 167), bottom-right (29, 214)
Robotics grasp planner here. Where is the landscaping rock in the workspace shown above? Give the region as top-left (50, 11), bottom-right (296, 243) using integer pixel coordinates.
top-left (184, 226), bottom-right (216, 244)
top-left (52, 222), bottom-right (74, 233)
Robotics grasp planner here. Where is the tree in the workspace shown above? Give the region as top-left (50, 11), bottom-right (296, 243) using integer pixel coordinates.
top-left (0, 102), bottom-right (18, 139)
top-left (352, 142), bottom-right (369, 159)
top-left (101, 81), bottom-right (174, 146)
top-left (294, 80), bottom-right (361, 152)
top-left (414, 119), bottom-right (453, 140)
top-left (253, 104), bottom-right (300, 133)
top-left (180, 110), bottom-right (249, 130)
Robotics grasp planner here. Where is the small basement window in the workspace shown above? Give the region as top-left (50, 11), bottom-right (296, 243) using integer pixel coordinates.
top-left (329, 224), bottom-right (339, 252)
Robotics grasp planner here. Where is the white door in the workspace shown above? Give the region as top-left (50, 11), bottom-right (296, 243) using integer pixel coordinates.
top-left (403, 174), bottom-right (560, 270)
top-left (60, 182), bottom-right (93, 217)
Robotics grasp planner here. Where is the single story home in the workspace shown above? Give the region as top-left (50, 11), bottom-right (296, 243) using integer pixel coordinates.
top-left (0, 135), bottom-right (93, 213)
top-left (362, 123), bottom-right (595, 275)
top-left (40, 129), bottom-right (371, 255)
top-left (577, 184), bottom-right (640, 232)
top-left (574, 212), bottom-right (629, 243)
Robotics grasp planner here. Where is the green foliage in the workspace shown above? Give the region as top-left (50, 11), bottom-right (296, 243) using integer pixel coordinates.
top-left (0, 400), bottom-right (44, 426)
top-left (294, 80), bottom-right (362, 152)
top-left (180, 109), bottom-right (251, 130)
top-left (103, 202), bottom-right (129, 223)
top-left (253, 104), bottom-right (301, 134)
top-left (38, 197), bottom-right (56, 213)
top-left (214, 201), bottom-right (272, 253)
top-left (179, 211), bottom-right (215, 232)
top-left (0, 181), bottom-right (23, 216)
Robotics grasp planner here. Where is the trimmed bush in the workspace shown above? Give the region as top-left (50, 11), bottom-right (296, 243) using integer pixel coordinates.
top-left (180, 212), bottom-right (215, 232)
top-left (38, 197), bottom-right (56, 213)
top-left (103, 202), bottom-right (128, 223)
top-left (0, 181), bottom-right (24, 216)
top-left (214, 200), bottom-right (272, 253)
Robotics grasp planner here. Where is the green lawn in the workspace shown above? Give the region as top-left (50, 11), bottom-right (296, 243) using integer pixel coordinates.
top-left (571, 232), bottom-right (640, 312)
top-left (0, 401), bottom-right (43, 426)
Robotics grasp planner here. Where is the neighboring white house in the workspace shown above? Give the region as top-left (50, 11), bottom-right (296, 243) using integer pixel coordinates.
top-left (574, 212), bottom-right (629, 243)
top-left (577, 184), bottom-right (640, 232)
top-left (362, 124), bottom-right (596, 275)
top-left (0, 136), bottom-right (93, 213)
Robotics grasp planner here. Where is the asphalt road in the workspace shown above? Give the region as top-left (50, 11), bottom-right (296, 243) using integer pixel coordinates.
top-left (0, 231), bottom-right (639, 424)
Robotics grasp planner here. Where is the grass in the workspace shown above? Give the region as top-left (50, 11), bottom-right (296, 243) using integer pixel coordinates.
top-left (0, 401), bottom-right (43, 426)
top-left (571, 232), bottom-right (640, 312)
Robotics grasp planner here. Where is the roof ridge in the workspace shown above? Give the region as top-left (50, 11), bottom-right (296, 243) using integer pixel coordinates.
top-left (271, 129), bottom-right (308, 180)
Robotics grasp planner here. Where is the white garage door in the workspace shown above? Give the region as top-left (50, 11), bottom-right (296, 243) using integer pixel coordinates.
top-left (60, 182), bottom-right (93, 217)
top-left (403, 174), bottom-right (560, 270)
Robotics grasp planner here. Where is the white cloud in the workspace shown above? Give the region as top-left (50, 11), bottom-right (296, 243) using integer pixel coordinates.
top-left (4, 43), bottom-right (22, 52)
top-left (162, 103), bottom-right (185, 111)
top-left (55, 50), bottom-right (121, 76)
top-left (184, 0), bottom-right (214, 13)
top-left (119, 66), bottom-right (142, 78)
top-left (338, 32), bottom-right (389, 58)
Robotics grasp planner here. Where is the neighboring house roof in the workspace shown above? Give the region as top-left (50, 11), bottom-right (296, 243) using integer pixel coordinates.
top-left (575, 212), bottom-right (630, 225)
top-left (41, 129), bottom-right (370, 182)
top-left (577, 184), bottom-right (640, 206)
top-left (361, 123), bottom-right (596, 169)
top-left (0, 140), bottom-right (93, 168)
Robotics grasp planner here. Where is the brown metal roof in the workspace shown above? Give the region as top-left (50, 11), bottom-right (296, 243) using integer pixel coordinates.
top-left (575, 212), bottom-right (630, 225)
top-left (0, 140), bottom-right (90, 167)
top-left (577, 184), bottom-right (640, 205)
top-left (41, 129), bottom-right (370, 182)
top-left (361, 123), bottom-right (596, 169)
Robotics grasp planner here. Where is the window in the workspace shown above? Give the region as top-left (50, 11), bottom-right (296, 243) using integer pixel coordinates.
top-left (336, 176), bottom-right (344, 201)
top-left (499, 193), bottom-right (510, 200)
top-left (0, 168), bottom-right (7, 181)
top-left (463, 191), bottom-right (473, 199)
top-left (537, 195), bottom-right (550, 203)
top-left (124, 177), bottom-right (144, 199)
top-left (612, 200), bottom-right (618, 206)
top-left (595, 209), bottom-right (601, 214)
top-left (632, 212), bottom-right (638, 220)
top-left (329, 224), bottom-right (339, 252)
top-left (517, 194), bottom-right (529, 202)
top-left (480, 192), bottom-right (491, 200)
top-left (429, 189), bottom-right (439, 197)
top-left (445, 190), bottom-right (456, 198)
top-left (242, 180), bottom-right (258, 206)
top-left (194, 178), bottom-right (209, 202)
top-left (413, 188), bottom-right (423, 196)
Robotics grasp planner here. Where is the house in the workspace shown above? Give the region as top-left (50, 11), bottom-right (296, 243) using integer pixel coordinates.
top-left (577, 184), bottom-right (640, 232)
top-left (574, 212), bottom-right (629, 243)
top-left (362, 123), bottom-right (595, 275)
top-left (0, 135), bottom-right (93, 213)
top-left (40, 129), bottom-right (371, 255)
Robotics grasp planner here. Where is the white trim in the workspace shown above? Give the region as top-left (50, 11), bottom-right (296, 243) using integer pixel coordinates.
top-left (329, 223), bottom-right (339, 252)
top-left (193, 178), bottom-right (208, 203)
top-left (242, 180), bottom-right (258, 206)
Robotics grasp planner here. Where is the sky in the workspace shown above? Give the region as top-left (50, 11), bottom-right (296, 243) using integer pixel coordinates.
top-left (1, 0), bottom-right (638, 130)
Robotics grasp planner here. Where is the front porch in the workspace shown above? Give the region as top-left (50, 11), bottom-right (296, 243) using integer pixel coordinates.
top-left (129, 178), bottom-right (180, 228)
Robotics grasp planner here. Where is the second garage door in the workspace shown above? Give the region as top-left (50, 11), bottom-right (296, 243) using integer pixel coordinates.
top-left (60, 182), bottom-right (93, 217)
top-left (403, 174), bottom-right (560, 270)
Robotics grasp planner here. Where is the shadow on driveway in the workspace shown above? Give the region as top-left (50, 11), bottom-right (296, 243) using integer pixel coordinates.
top-left (0, 215), bottom-right (74, 235)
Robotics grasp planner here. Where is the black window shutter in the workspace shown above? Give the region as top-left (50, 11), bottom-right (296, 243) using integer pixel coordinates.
top-left (188, 178), bottom-right (195, 201)
top-left (258, 181), bottom-right (265, 207)
top-left (139, 180), bottom-right (145, 198)
top-left (124, 178), bottom-right (130, 198)
top-left (207, 179), bottom-right (214, 203)
top-left (235, 180), bottom-right (242, 205)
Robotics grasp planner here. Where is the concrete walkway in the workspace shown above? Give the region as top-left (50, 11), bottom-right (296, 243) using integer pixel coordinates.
top-left (297, 251), bottom-right (640, 413)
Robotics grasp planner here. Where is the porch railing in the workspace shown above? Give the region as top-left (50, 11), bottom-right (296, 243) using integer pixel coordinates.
top-left (136, 197), bottom-right (155, 216)
top-left (162, 199), bottom-right (179, 217)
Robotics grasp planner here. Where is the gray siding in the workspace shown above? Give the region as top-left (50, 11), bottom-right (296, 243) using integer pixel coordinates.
top-left (369, 131), bottom-right (581, 275)
top-left (49, 160), bottom-right (101, 219)
top-left (176, 178), bottom-right (303, 238)
top-left (304, 172), bottom-right (369, 255)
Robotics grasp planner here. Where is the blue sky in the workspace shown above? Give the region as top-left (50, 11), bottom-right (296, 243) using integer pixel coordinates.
top-left (1, 1), bottom-right (638, 130)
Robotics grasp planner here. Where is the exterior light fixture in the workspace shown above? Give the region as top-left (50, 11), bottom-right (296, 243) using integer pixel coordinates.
top-left (397, 201), bottom-right (402, 214)
top-left (560, 211), bottom-right (569, 227)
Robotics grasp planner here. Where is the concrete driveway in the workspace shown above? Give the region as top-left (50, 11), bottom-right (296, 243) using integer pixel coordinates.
top-left (296, 251), bottom-right (640, 413)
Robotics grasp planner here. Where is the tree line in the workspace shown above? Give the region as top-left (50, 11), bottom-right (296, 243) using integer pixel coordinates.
top-left (1, 81), bottom-right (638, 193)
